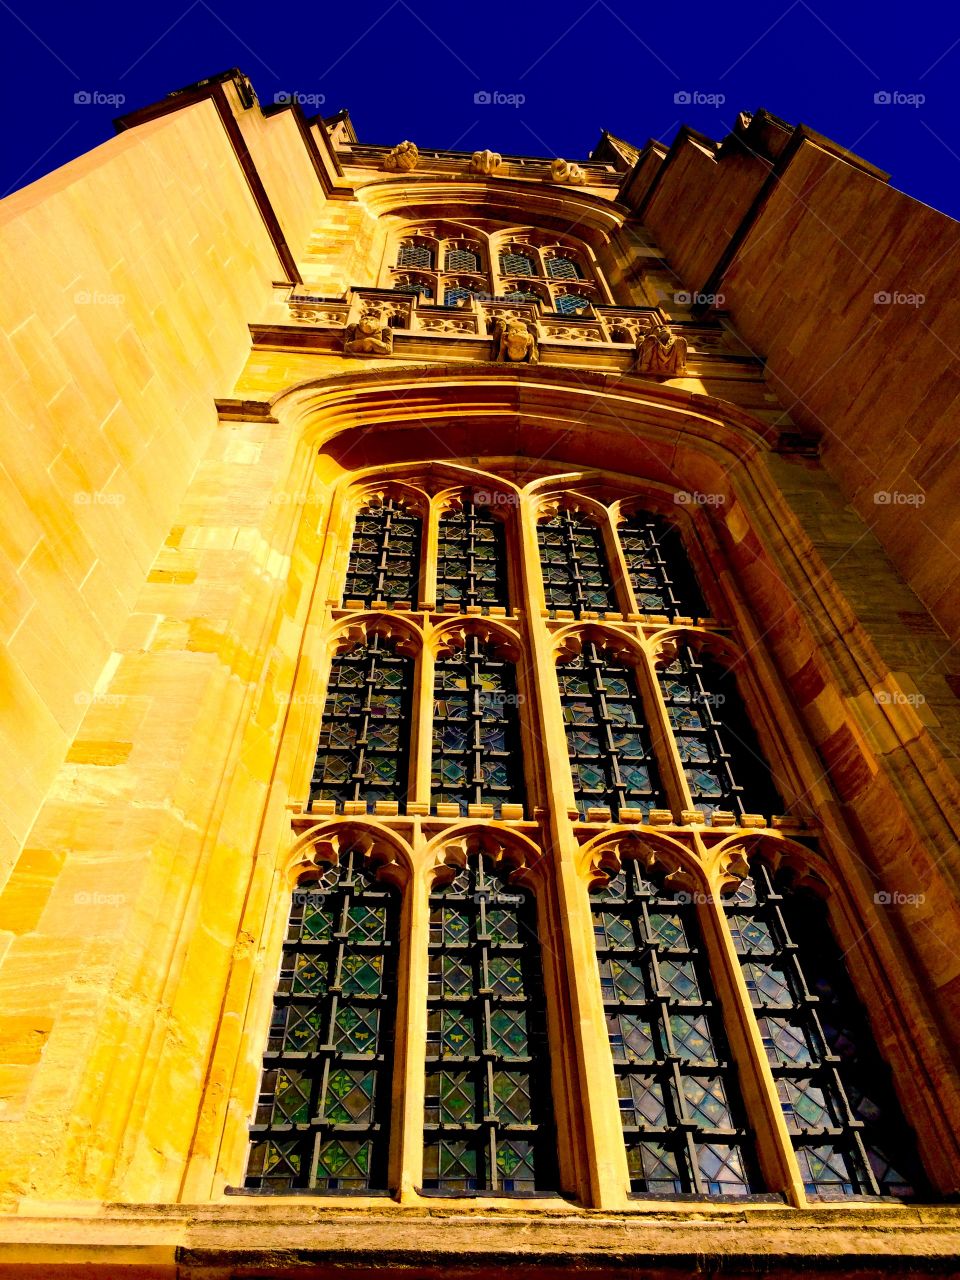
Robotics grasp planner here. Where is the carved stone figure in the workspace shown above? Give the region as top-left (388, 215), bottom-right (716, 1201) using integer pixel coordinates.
top-left (343, 312), bottom-right (394, 356)
top-left (383, 141), bottom-right (419, 172)
top-left (636, 324), bottom-right (688, 376)
top-left (548, 157), bottom-right (587, 186)
top-left (470, 149), bottom-right (502, 175)
top-left (493, 317), bottom-right (538, 364)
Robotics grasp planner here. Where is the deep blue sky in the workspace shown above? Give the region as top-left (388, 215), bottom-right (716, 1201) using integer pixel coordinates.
top-left (3, 0), bottom-right (960, 220)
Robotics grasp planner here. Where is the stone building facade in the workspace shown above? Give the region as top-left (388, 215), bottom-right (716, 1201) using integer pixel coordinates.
top-left (0, 68), bottom-right (959, 1275)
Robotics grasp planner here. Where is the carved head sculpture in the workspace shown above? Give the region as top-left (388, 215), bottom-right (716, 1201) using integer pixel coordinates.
top-left (470, 149), bottom-right (502, 175)
top-left (383, 140), bottom-right (419, 172)
top-left (501, 320), bottom-right (534, 361)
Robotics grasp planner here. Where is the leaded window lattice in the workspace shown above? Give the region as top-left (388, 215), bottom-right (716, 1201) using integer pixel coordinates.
top-left (444, 286), bottom-right (479, 307)
top-left (560, 643), bottom-right (665, 819)
top-left (592, 863), bottom-right (760, 1195)
top-left (445, 248), bottom-right (480, 273)
top-left (619, 513), bottom-right (706, 621)
top-left (343, 497), bottom-right (422, 607)
top-left (499, 252), bottom-right (535, 276)
top-left (725, 864), bottom-right (926, 1199)
top-left (504, 290), bottom-right (542, 305)
top-left (437, 500), bottom-right (509, 610)
top-left (423, 856), bottom-right (558, 1194)
top-left (245, 852), bottom-right (399, 1192)
top-left (547, 256), bottom-right (582, 280)
top-left (309, 635), bottom-right (412, 813)
top-left (393, 281), bottom-right (433, 298)
top-left (555, 293), bottom-right (591, 315)
top-left (397, 243), bottom-right (434, 269)
top-left (431, 636), bottom-right (525, 817)
top-left (537, 508), bottom-right (617, 617)
top-left (657, 646), bottom-right (782, 819)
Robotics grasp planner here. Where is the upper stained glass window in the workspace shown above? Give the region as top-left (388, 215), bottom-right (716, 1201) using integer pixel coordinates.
top-left (547, 257), bottom-right (583, 280)
top-left (499, 252), bottom-right (535, 276)
top-left (245, 850), bottom-right (400, 1193)
top-left (657, 645), bottom-right (782, 819)
top-left (423, 855), bottom-right (557, 1194)
top-left (725, 863), bottom-right (927, 1199)
top-left (618, 513), bottom-right (706, 620)
top-left (431, 635), bottom-right (525, 817)
top-left (592, 861), bottom-right (760, 1195)
top-left (560, 642), bottom-right (665, 819)
top-left (537, 508), bottom-right (617, 617)
top-left (445, 248), bottom-right (480, 273)
top-left (343, 497), bottom-right (422, 607)
top-left (397, 243), bottom-right (434, 269)
top-left (555, 293), bottom-right (591, 315)
top-left (310, 635), bottom-right (412, 813)
top-left (437, 499), bottom-right (509, 611)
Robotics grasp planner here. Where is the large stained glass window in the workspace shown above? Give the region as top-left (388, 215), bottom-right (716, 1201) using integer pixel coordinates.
top-left (559, 643), bottom-right (665, 819)
top-left (245, 851), bottom-right (400, 1192)
top-left (547, 256), bottom-right (582, 280)
top-left (309, 635), bottom-right (412, 813)
top-left (437, 500), bottom-right (509, 610)
top-left (555, 293), bottom-right (591, 315)
top-left (445, 248), bottom-right (480, 273)
top-left (343, 497), bottom-right (422, 608)
top-left (423, 855), bottom-right (557, 1193)
top-left (537, 508), bottom-right (617, 617)
top-left (431, 636), bottom-right (525, 817)
top-left (499, 251), bottom-right (535, 276)
top-left (619, 512), bottom-right (706, 620)
top-left (592, 862), bottom-right (760, 1195)
top-left (397, 242), bottom-right (434, 269)
top-left (725, 863), bottom-right (926, 1199)
top-left (657, 645), bottom-right (782, 819)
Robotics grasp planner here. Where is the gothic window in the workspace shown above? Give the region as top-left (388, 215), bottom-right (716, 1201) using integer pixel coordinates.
top-left (397, 243), bottom-right (434, 269)
top-left (503, 290), bottom-right (542, 305)
top-left (559, 643), bottom-right (665, 819)
top-left (725, 864), bottom-right (927, 1199)
top-left (245, 851), bottom-right (400, 1192)
top-left (343, 497), bottom-right (422, 607)
top-left (555, 293), bottom-right (592, 315)
top-left (592, 863), bottom-right (760, 1195)
top-left (618, 512), bottom-right (706, 620)
top-left (657, 646), bottom-right (782, 819)
top-left (537, 508), bottom-right (617, 616)
top-left (393, 280), bottom-right (433, 299)
top-left (444, 285), bottom-right (479, 307)
top-left (309, 636), bottom-right (413, 813)
top-left (423, 855), bottom-right (557, 1193)
top-left (436, 499), bottom-right (509, 610)
top-left (547, 256), bottom-right (583, 280)
top-left (499, 251), bottom-right (535, 276)
top-left (445, 248), bottom-right (480, 273)
top-left (431, 636), bottom-right (525, 817)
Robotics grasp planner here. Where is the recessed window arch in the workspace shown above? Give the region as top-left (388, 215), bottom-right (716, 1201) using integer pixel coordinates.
top-left (431, 630), bottom-right (526, 817)
top-left (558, 634), bottom-right (666, 820)
top-left (343, 492), bottom-right (423, 608)
top-left (309, 632), bottom-right (414, 814)
top-left (546, 254), bottom-right (584, 281)
top-left (723, 858), bottom-right (928, 1199)
top-left (422, 847), bottom-right (558, 1194)
top-left (590, 853), bottom-right (762, 1196)
top-left (536, 503), bottom-right (618, 617)
top-left (618, 509), bottom-right (707, 621)
top-left (498, 248), bottom-right (536, 277)
top-left (436, 494), bottom-right (510, 611)
top-left (397, 241), bottom-right (435, 270)
top-left (245, 847), bottom-right (402, 1193)
top-left (655, 639), bottom-right (783, 820)
top-left (444, 242), bottom-right (483, 273)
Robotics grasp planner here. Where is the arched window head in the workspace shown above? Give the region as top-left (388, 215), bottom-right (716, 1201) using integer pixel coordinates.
top-left (618, 511), bottom-right (706, 620)
top-left (423, 851), bottom-right (558, 1194)
top-left (393, 277), bottom-right (433, 299)
top-left (397, 241), bottom-right (434, 269)
top-left (559, 640), bottom-right (665, 820)
top-left (537, 506), bottom-right (616, 617)
top-left (343, 495), bottom-right (422, 608)
top-left (444, 245), bottom-right (481, 273)
top-left (432, 634), bottom-right (525, 817)
top-left (555, 293), bottom-right (592, 316)
top-left (724, 862), bottom-right (928, 1199)
top-left (547, 255), bottom-right (584, 281)
top-left (591, 858), bottom-right (761, 1196)
top-left (310, 634), bottom-right (413, 813)
top-left (245, 849), bottom-right (400, 1192)
top-left (499, 250), bottom-right (535, 277)
top-left (437, 496), bottom-right (509, 611)
top-left (656, 643), bottom-right (782, 819)
top-left (444, 283), bottom-right (481, 307)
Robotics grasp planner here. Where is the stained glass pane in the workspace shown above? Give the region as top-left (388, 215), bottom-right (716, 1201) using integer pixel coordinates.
top-left (537, 508), bottom-right (616, 617)
top-left (343, 496), bottom-right (422, 606)
top-left (437, 500), bottom-right (509, 610)
top-left (397, 242), bottom-right (433, 268)
top-left (499, 251), bottom-right (535, 276)
top-left (547, 256), bottom-right (582, 280)
top-left (245, 853), bottom-right (399, 1193)
top-left (555, 292), bottom-right (591, 314)
top-left (445, 248), bottom-right (480, 272)
top-left (619, 512), bottom-right (706, 620)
